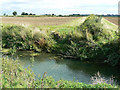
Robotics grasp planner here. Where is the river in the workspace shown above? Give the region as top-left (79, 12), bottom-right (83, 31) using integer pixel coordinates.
top-left (4, 51), bottom-right (119, 84)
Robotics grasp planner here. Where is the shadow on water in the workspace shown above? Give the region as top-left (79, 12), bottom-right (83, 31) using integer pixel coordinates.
top-left (5, 51), bottom-right (120, 84)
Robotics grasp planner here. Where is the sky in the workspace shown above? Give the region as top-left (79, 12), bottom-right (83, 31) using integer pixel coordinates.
top-left (0, 0), bottom-right (119, 15)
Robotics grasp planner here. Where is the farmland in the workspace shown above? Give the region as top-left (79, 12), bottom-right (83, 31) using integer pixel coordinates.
top-left (104, 17), bottom-right (118, 25)
top-left (2, 17), bottom-right (80, 26)
top-left (1, 16), bottom-right (118, 26)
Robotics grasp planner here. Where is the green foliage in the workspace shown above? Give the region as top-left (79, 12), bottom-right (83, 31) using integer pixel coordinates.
top-left (2, 25), bottom-right (24, 48)
top-left (78, 14), bottom-right (103, 41)
top-left (1, 58), bottom-right (118, 88)
top-left (2, 24), bottom-right (50, 51)
top-left (8, 46), bottom-right (16, 55)
top-left (2, 58), bottom-right (35, 88)
top-left (12, 11), bottom-right (17, 16)
top-left (2, 14), bottom-right (120, 66)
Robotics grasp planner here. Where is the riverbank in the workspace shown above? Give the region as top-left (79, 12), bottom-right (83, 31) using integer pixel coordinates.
top-left (1, 58), bottom-right (118, 88)
top-left (2, 15), bottom-right (120, 66)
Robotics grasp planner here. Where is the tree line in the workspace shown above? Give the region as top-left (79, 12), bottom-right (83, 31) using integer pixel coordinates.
top-left (3, 11), bottom-right (36, 16)
top-left (3, 11), bottom-right (120, 17)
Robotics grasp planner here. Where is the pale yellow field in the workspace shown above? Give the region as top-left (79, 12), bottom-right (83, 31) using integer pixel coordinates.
top-left (1, 17), bottom-right (118, 27)
top-left (2, 17), bottom-right (80, 26)
top-left (104, 17), bottom-right (118, 25)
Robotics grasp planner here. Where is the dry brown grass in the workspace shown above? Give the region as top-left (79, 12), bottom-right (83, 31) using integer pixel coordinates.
top-left (104, 17), bottom-right (118, 25)
top-left (2, 17), bottom-right (79, 26)
top-left (2, 16), bottom-right (118, 26)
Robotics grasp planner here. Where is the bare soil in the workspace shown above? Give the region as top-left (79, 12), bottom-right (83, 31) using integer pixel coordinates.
top-left (104, 17), bottom-right (118, 25)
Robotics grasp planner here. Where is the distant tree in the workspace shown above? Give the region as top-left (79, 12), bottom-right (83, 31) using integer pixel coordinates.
top-left (21, 12), bottom-right (29, 15)
top-left (52, 14), bottom-right (54, 16)
top-left (21, 12), bottom-right (26, 15)
top-left (58, 14), bottom-right (62, 17)
top-left (25, 13), bottom-right (28, 15)
top-left (45, 14), bottom-right (51, 16)
top-left (29, 13), bottom-right (32, 15)
top-left (13, 11), bottom-right (17, 16)
top-left (3, 13), bottom-right (6, 16)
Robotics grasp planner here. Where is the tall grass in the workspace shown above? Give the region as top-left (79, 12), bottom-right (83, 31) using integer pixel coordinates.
top-left (2, 14), bottom-right (120, 66)
top-left (2, 58), bottom-right (35, 88)
top-left (1, 58), bottom-right (118, 88)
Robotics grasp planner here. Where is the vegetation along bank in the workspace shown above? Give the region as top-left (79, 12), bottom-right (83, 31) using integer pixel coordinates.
top-left (1, 58), bottom-right (119, 88)
top-left (2, 15), bottom-right (120, 66)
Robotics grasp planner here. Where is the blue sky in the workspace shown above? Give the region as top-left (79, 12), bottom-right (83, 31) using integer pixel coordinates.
top-left (0, 0), bottom-right (119, 15)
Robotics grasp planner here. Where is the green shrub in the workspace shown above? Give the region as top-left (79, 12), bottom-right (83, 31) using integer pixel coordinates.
top-left (1, 58), bottom-right (118, 88)
top-left (2, 14), bottom-right (120, 66)
top-left (2, 24), bottom-right (51, 51)
top-left (2, 58), bottom-right (35, 88)
top-left (77, 14), bottom-right (103, 41)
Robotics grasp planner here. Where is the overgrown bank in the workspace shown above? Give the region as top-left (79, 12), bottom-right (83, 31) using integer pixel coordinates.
top-left (1, 58), bottom-right (118, 88)
top-left (2, 15), bottom-right (120, 66)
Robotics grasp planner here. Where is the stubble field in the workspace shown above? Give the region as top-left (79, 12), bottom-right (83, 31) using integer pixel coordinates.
top-left (2, 17), bottom-right (118, 26)
top-left (2, 17), bottom-right (80, 26)
top-left (104, 17), bottom-right (118, 25)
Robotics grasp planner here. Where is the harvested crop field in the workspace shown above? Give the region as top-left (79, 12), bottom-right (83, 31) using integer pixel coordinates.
top-left (1, 17), bottom-right (80, 26)
top-left (104, 17), bottom-right (118, 25)
top-left (1, 16), bottom-right (118, 26)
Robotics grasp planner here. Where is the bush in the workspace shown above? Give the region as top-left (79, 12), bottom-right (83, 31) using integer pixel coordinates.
top-left (1, 58), bottom-right (118, 88)
top-left (2, 58), bottom-right (35, 88)
top-left (2, 24), bottom-right (51, 52)
top-left (2, 14), bottom-right (120, 66)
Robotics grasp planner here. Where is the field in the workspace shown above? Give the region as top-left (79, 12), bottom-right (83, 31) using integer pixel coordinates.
top-left (1, 17), bottom-right (118, 26)
top-left (2, 17), bottom-right (80, 26)
top-left (104, 17), bottom-right (118, 25)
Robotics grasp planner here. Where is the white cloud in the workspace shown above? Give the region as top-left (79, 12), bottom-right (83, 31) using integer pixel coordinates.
top-left (0, 0), bottom-right (119, 15)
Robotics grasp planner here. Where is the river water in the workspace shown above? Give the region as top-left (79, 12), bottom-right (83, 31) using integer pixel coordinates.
top-left (5, 51), bottom-right (119, 84)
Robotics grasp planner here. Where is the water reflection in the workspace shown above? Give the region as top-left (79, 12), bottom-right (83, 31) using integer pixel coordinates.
top-left (5, 51), bottom-right (120, 84)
